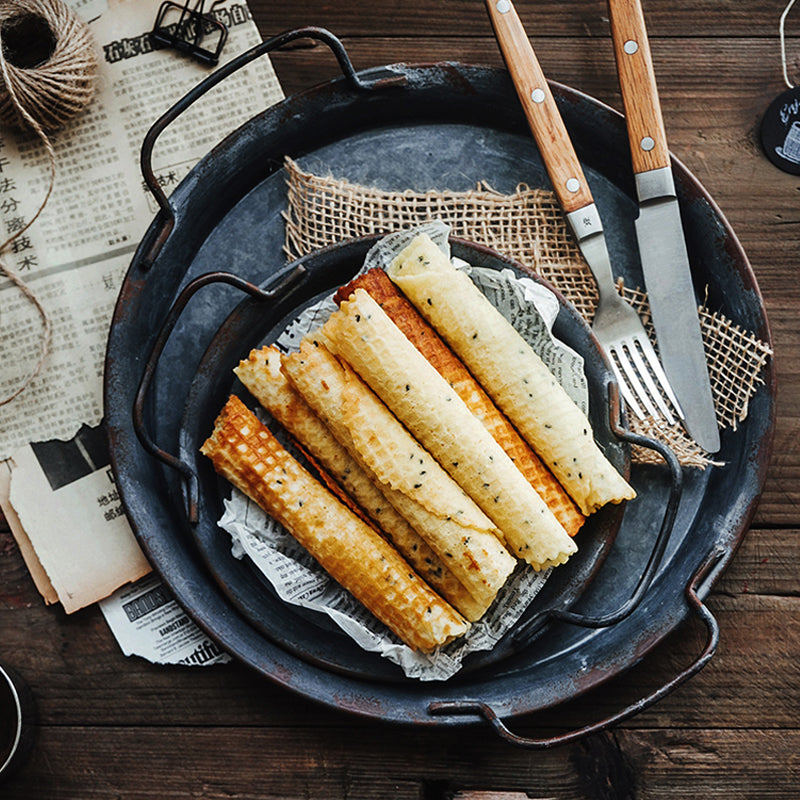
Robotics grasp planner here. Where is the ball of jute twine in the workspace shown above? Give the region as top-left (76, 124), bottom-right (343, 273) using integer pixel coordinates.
top-left (0, 0), bottom-right (97, 407)
top-left (0, 0), bottom-right (96, 131)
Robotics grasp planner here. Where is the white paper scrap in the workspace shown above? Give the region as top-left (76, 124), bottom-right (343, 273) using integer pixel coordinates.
top-left (100, 573), bottom-right (231, 666)
top-left (7, 435), bottom-right (151, 613)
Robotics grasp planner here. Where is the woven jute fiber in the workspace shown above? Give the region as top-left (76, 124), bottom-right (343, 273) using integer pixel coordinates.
top-left (282, 157), bottom-right (772, 468)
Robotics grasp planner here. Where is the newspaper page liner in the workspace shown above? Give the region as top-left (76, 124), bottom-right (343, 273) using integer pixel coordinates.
top-left (220, 221), bottom-right (591, 681)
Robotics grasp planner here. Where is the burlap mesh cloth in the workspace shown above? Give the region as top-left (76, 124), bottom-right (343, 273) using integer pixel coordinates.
top-left (282, 157), bottom-right (772, 468)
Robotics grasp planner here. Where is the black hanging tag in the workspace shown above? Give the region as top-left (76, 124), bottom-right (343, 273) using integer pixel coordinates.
top-left (761, 0), bottom-right (800, 173)
top-left (760, 86), bottom-right (800, 174)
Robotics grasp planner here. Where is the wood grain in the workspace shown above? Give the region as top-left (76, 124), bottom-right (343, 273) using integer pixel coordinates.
top-left (607, 0), bottom-right (671, 173)
top-left (1, 1), bottom-right (797, 796)
top-left (249, 0), bottom-right (798, 39)
top-left (486, 0), bottom-right (595, 213)
top-left (2, 725), bottom-right (799, 799)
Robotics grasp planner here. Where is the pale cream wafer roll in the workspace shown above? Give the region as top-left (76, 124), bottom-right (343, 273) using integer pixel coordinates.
top-left (201, 394), bottom-right (469, 652)
top-left (387, 234), bottom-right (635, 515)
top-left (319, 291), bottom-right (577, 570)
top-left (233, 346), bottom-right (487, 621)
top-left (282, 340), bottom-right (516, 605)
top-left (334, 268), bottom-right (585, 536)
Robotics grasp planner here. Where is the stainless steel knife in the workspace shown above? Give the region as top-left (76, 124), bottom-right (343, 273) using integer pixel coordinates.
top-left (607, 0), bottom-right (720, 452)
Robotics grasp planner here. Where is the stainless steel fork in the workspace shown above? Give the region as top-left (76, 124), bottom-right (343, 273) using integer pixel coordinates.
top-left (486, 0), bottom-right (683, 425)
top-left (583, 233), bottom-right (684, 424)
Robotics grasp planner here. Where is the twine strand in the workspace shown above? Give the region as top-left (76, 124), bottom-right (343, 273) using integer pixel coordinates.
top-left (0, 0), bottom-right (97, 406)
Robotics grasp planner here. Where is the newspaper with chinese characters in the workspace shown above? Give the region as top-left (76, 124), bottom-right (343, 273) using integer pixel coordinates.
top-left (1, 0), bottom-right (282, 456)
top-left (0, 0), bottom-right (284, 662)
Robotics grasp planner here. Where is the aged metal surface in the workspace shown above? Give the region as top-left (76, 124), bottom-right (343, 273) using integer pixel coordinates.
top-left (103, 57), bottom-right (774, 729)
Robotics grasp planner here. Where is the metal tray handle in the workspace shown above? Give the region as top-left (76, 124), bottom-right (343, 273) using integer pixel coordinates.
top-left (429, 543), bottom-right (723, 748)
top-left (139, 26), bottom-right (407, 270)
top-left (508, 382), bottom-right (683, 651)
top-left (132, 268), bottom-right (304, 523)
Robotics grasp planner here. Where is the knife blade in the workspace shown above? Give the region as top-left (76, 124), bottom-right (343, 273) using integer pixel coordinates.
top-left (607, 0), bottom-right (720, 452)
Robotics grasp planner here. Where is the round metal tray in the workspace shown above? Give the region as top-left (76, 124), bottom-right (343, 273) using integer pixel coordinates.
top-left (104, 30), bottom-right (775, 744)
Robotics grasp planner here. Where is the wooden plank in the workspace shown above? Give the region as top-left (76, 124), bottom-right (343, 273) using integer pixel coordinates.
top-left (1, 528), bottom-right (798, 731)
top-left (248, 0), bottom-right (795, 38)
top-left (3, 726), bottom-right (798, 799)
top-left (265, 34), bottom-right (795, 101)
top-left (717, 528), bottom-right (800, 597)
top-left (754, 311), bottom-right (800, 528)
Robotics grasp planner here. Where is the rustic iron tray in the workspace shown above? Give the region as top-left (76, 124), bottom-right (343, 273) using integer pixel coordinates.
top-left (104, 29), bottom-right (775, 746)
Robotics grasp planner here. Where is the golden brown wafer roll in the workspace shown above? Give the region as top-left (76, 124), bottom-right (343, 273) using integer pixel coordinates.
top-left (234, 346), bottom-right (487, 621)
top-left (201, 395), bottom-right (469, 652)
top-left (335, 269), bottom-right (585, 536)
top-left (387, 234), bottom-right (636, 516)
top-left (282, 340), bottom-right (516, 605)
top-left (319, 291), bottom-right (577, 570)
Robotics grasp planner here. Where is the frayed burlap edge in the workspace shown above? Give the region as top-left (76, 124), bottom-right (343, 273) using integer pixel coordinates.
top-left (282, 157), bottom-right (772, 468)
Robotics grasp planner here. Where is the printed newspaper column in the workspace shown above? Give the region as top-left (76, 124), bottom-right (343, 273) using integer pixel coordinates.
top-left (0, 0), bottom-right (284, 618)
top-left (99, 573), bottom-right (231, 665)
top-left (0, 0), bottom-right (283, 457)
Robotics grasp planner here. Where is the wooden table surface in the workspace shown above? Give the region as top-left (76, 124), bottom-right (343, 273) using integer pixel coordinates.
top-left (2, 1), bottom-right (798, 797)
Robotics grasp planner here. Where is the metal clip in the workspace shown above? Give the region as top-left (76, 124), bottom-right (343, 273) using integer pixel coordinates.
top-left (151, 0), bottom-right (229, 67)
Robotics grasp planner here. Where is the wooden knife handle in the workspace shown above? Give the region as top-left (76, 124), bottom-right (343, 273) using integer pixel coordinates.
top-left (485, 0), bottom-right (593, 214)
top-left (607, 0), bottom-right (670, 174)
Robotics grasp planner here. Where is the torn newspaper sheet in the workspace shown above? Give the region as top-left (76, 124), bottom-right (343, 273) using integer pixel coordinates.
top-left (100, 573), bottom-right (231, 666)
top-left (4, 425), bottom-right (151, 613)
top-left (0, 0), bottom-right (283, 615)
top-left (0, 0), bottom-right (283, 458)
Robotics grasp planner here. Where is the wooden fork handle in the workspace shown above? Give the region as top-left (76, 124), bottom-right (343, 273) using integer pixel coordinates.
top-left (485, 0), bottom-right (594, 214)
top-left (607, 0), bottom-right (671, 175)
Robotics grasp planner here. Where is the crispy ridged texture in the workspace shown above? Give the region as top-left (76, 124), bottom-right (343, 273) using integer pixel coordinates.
top-left (319, 290), bottom-right (577, 570)
top-left (387, 234), bottom-right (636, 516)
top-left (335, 269), bottom-right (584, 536)
top-left (200, 395), bottom-right (469, 651)
top-left (282, 340), bottom-right (516, 607)
top-left (233, 346), bottom-right (487, 621)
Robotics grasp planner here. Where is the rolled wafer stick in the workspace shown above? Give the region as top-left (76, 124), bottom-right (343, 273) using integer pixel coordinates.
top-left (200, 394), bottom-right (469, 652)
top-left (234, 346), bottom-right (488, 621)
top-left (386, 234), bottom-right (635, 515)
top-left (319, 291), bottom-right (577, 570)
top-left (334, 269), bottom-right (585, 536)
top-left (282, 340), bottom-right (516, 606)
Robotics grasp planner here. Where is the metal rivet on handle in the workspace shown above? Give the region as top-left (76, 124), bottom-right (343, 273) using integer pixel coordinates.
top-left (566, 177), bottom-right (581, 192)
top-left (531, 87), bottom-right (545, 103)
top-left (496, 0), bottom-right (511, 12)
top-left (623, 39), bottom-right (639, 55)
top-left (641, 136), bottom-right (655, 151)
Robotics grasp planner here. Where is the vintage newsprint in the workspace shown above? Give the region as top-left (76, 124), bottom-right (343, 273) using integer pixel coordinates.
top-left (0, 0), bottom-right (282, 456)
top-left (99, 573), bottom-right (231, 666)
top-left (0, 0), bottom-right (283, 652)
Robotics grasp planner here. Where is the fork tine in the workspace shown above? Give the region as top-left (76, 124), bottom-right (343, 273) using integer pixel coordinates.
top-left (638, 338), bottom-right (685, 421)
top-left (627, 337), bottom-right (676, 424)
top-left (607, 347), bottom-right (646, 419)
top-left (615, 345), bottom-right (661, 419)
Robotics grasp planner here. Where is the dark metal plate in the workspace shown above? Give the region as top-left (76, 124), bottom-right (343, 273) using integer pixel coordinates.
top-left (104, 62), bottom-right (775, 725)
top-left (175, 236), bottom-right (627, 682)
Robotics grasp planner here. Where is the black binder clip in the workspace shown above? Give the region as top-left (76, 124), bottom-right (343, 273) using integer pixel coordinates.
top-left (151, 0), bottom-right (229, 67)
